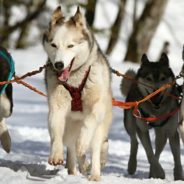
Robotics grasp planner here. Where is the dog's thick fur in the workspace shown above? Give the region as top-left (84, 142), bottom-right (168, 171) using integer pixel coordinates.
top-left (0, 47), bottom-right (13, 153)
top-left (121, 53), bottom-right (184, 180)
top-left (43, 6), bottom-right (112, 181)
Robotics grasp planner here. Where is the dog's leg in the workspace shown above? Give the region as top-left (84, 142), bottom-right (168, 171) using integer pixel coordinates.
top-left (77, 114), bottom-right (101, 180)
top-left (78, 154), bottom-right (90, 175)
top-left (128, 134), bottom-right (138, 175)
top-left (89, 136), bottom-right (102, 181)
top-left (76, 102), bottom-right (104, 157)
top-left (0, 92), bottom-right (12, 153)
top-left (178, 120), bottom-right (184, 144)
top-left (77, 102), bottom-right (111, 180)
top-left (100, 140), bottom-right (108, 169)
top-left (66, 147), bottom-right (77, 175)
top-left (48, 110), bottom-right (66, 165)
top-left (0, 118), bottom-right (11, 153)
top-left (77, 137), bottom-right (108, 174)
top-left (155, 128), bottom-right (167, 160)
top-left (0, 93), bottom-right (12, 118)
top-left (124, 110), bottom-right (138, 175)
top-left (169, 131), bottom-right (184, 180)
top-left (89, 118), bottom-right (110, 181)
top-left (76, 116), bottom-right (97, 157)
top-left (137, 128), bottom-right (165, 179)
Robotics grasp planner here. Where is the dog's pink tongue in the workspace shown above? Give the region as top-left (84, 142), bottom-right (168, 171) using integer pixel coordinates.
top-left (58, 68), bottom-right (70, 82)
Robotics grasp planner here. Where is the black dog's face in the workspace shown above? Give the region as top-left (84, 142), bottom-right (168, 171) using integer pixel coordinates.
top-left (137, 53), bottom-right (175, 106)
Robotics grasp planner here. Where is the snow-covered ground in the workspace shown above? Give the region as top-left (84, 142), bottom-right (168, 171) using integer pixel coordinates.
top-left (1, 0), bottom-right (184, 183)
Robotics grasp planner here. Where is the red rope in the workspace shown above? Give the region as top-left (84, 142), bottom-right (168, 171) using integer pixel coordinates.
top-left (133, 106), bottom-right (180, 122)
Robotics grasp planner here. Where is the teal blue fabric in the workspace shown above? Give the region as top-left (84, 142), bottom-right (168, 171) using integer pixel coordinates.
top-left (0, 50), bottom-right (15, 95)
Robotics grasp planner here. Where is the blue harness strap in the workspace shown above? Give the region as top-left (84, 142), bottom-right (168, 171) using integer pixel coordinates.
top-left (0, 50), bottom-right (15, 95)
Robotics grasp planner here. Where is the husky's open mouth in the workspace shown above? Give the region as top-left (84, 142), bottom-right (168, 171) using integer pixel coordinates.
top-left (57, 67), bottom-right (70, 82)
top-left (57, 58), bottom-right (75, 82)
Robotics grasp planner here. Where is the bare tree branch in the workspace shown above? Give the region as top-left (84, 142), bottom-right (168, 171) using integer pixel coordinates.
top-left (105, 0), bottom-right (127, 55)
top-left (124, 0), bottom-right (169, 63)
top-left (15, 1), bottom-right (33, 48)
top-left (0, 0), bottom-right (46, 44)
top-left (132, 0), bottom-right (137, 30)
top-left (85, 0), bottom-right (97, 27)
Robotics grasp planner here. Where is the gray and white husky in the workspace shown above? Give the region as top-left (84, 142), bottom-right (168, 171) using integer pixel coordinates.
top-left (121, 53), bottom-right (184, 180)
top-left (43, 6), bottom-right (112, 181)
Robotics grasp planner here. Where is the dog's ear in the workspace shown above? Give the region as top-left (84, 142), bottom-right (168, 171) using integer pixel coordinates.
top-left (159, 53), bottom-right (169, 66)
top-left (141, 54), bottom-right (149, 64)
top-left (51, 6), bottom-right (64, 27)
top-left (72, 6), bottom-right (86, 27)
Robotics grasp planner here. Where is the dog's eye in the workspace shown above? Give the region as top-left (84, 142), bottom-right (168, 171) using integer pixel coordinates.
top-left (51, 43), bottom-right (57, 48)
top-left (160, 76), bottom-right (166, 81)
top-left (67, 44), bottom-right (74, 48)
top-left (146, 76), bottom-right (152, 81)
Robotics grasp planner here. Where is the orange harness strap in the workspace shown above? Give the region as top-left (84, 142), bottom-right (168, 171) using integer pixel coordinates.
top-left (112, 83), bottom-right (172, 109)
top-left (0, 65), bottom-right (48, 97)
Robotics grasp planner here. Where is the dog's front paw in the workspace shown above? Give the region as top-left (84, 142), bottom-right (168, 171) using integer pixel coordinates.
top-left (88, 175), bottom-right (101, 181)
top-left (48, 151), bottom-right (64, 166)
top-left (174, 165), bottom-right (184, 180)
top-left (68, 168), bottom-right (77, 175)
top-left (128, 156), bottom-right (137, 175)
top-left (78, 157), bottom-right (90, 176)
top-left (149, 162), bottom-right (165, 179)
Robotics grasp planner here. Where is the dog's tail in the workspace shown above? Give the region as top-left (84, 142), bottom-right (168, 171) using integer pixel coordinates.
top-left (0, 119), bottom-right (11, 153)
top-left (120, 69), bottom-right (136, 96)
top-left (178, 120), bottom-right (184, 144)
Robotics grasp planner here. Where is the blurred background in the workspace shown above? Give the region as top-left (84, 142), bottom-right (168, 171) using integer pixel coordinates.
top-left (0, 0), bottom-right (183, 64)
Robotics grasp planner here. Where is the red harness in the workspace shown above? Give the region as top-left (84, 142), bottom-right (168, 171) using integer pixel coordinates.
top-left (62, 67), bottom-right (91, 112)
top-left (133, 106), bottom-right (180, 123)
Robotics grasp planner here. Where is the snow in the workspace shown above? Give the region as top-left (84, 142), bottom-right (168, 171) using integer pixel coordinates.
top-left (1, 0), bottom-right (184, 183)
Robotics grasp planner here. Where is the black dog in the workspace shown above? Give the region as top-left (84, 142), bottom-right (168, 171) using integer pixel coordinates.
top-left (0, 46), bottom-right (14, 153)
top-left (121, 53), bottom-right (184, 180)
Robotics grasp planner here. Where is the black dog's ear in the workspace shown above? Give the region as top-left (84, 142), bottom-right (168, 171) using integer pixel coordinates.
top-left (141, 54), bottom-right (149, 64)
top-left (159, 53), bottom-right (169, 66)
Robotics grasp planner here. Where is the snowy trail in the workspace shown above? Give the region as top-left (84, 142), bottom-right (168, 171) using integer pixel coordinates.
top-left (0, 54), bottom-right (184, 183)
top-left (1, 0), bottom-right (184, 182)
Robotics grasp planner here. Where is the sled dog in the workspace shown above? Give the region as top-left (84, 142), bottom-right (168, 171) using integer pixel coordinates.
top-left (0, 47), bottom-right (13, 153)
top-left (121, 53), bottom-right (184, 180)
top-left (43, 6), bottom-right (112, 181)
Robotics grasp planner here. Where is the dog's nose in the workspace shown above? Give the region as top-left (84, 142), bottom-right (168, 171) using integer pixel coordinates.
top-left (54, 62), bottom-right (64, 70)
